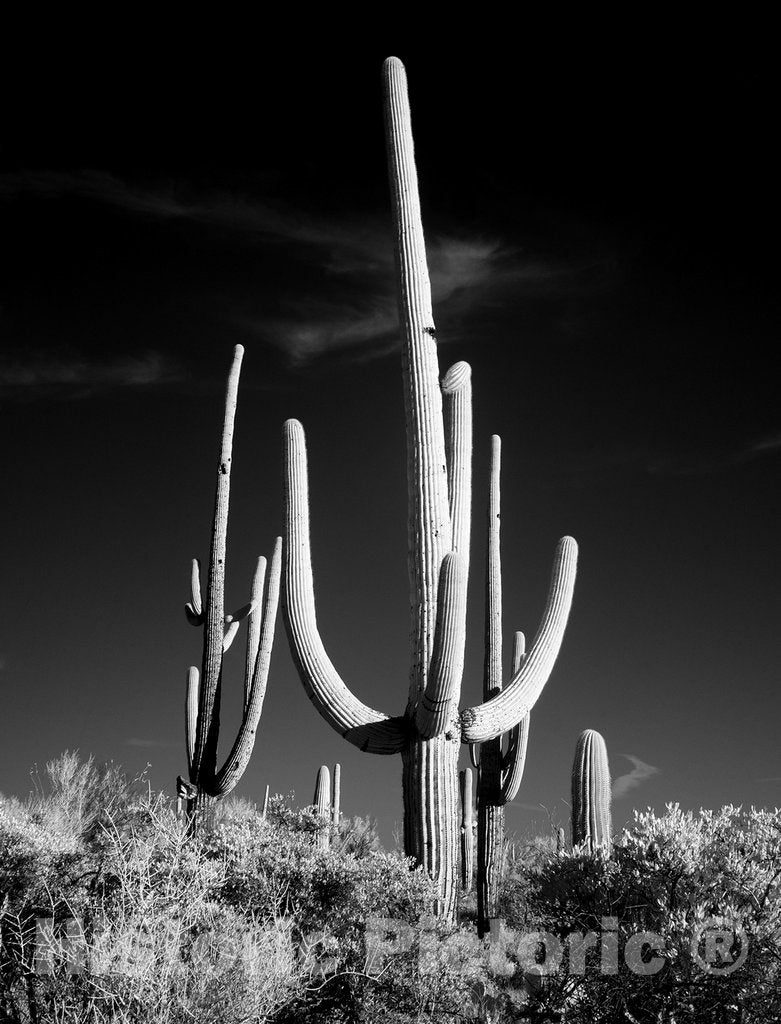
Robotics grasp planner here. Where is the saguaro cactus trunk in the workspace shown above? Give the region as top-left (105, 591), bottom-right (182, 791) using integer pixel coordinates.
top-left (571, 729), bottom-right (612, 853)
top-left (473, 438), bottom-right (532, 935)
top-left (460, 768), bottom-right (475, 893)
top-left (181, 345), bottom-right (281, 820)
top-left (283, 58), bottom-right (578, 919)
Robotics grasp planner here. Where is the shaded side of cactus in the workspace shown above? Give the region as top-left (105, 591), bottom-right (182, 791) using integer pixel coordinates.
top-left (283, 57), bottom-right (578, 920)
top-left (571, 729), bottom-right (612, 853)
top-left (182, 345), bottom-right (281, 819)
top-left (314, 764), bottom-right (331, 850)
top-left (460, 768), bottom-right (474, 893)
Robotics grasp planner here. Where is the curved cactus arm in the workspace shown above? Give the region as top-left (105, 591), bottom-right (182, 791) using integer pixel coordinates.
top-left (224, 601), bottom-right (255, 625)
top-left (213, 538), bottom-right (282, 796)
top-left (185, 666), bottom-right (199, 778)
top-left (500, 631), bottom-right (528, 802)
top-left (185, 604), bottom-right (203, 627)
top-left (415, 552), bottom-right (468, 739)
top-left (221, 620), bottom-right (241, 652)
top-left (500, 630), bottom-right (526, 771)
top-left (501, 714), bottom-right (529, 803)
top-left (469, 744), bottom-right (480, 771)
top-left (461, 536), bottom-right (578, 743)
top-left (192, 344), bottom-right (244, 776)
top-left (283, 418), bottom-right (407, 755)
top-left (223, 599), bottom-right (258, 652)
top-left (185, 559), bottom-right (204, 625)
top-left (442, 361), bottom-right (472, 572)
top-left (244, 556), bottom-right (268, 712)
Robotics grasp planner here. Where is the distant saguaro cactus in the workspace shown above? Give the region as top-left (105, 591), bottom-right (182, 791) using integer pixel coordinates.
top-left (571, 729), bottom-right (612, 853)
top-left (556, 826), bottom-right (567, 854)
top-left (314, 764), bottom-right (331, 850)
top-left (332, 763), bottom-right (341, 825)
top-left (182, 345), bottom-right (281, 819)
top-left (472, 437), bottom-right (532, 935)
top-left (283, 58), bottom-right (577, 919)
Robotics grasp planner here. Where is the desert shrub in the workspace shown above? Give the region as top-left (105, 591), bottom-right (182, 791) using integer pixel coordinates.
top-left (500, 804), bottom-right (781, 1023)
top-left (28, 751), bottom-right (150, 847)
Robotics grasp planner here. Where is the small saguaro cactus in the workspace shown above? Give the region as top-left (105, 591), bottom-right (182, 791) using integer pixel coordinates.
top-left (571, 729), bottom-right (612, 853)
top-left (556, 826), bottom-right (567, 854)
top-left (460, 768), bottom-right (475, 893)
top-left (181, 345), bottom-right (282, 819)
top-left (332, 762), bottom-right (341, 825)
top-left (283, 58), bottom-right (577, 919)
top-left (314, 764), bottom-right (332, 850)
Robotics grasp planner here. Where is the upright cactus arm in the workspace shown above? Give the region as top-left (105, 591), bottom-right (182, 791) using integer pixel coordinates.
top-left (244, 556), bottom-right (268, 712)
top-left (501, 714), bottom-right (529, 802)
top-left (484, 436), bottom-right (503, 699)
top-left (461, 535), bottom-right (578, 743)
top-left (185, 559), bottom-right (204, 626)
top-left (213, 536), bottom-right (282, 796)
top-left (415, 552), bottom-right (468, 739)
top-left (500, 632), bottom-right (529, 803)
top-left (185, 666), bottom-right (199, 778)
top-left (442, 361), bottom-right (472, 571)
top-left (283, 418), bottom-right (407, 754)
top-left (460, 767), bottom-right (474, 892)
top-left (192, 344), bottom-right (243, 778)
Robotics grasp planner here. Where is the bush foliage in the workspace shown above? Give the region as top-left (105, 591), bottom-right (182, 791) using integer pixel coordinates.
top-left (1, 754), bottom-right (780, 1022)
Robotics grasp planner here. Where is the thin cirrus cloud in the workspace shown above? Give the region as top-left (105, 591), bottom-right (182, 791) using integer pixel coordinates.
top-left (2, 169), bottom-right (617, 367)
top-left (612, 754), bottom-right (660, 800)
top-left (0, 352), bottom-right (179, 397)
top-left (563, 433), bottom-right (781, 480)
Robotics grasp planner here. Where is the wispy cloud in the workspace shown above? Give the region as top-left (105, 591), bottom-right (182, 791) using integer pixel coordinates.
top-left (612, 754), bottom-right (660, 800)
top-left (564, 432), bottom-right (781, 481)
top-left (0, 351), bottom-right (180, 398)
top-left (2, 170), bottom-right (617, 366)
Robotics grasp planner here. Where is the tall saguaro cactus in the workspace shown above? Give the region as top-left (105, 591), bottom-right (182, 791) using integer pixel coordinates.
top-left (571, 729), bottom-right (612, 853)
top-left (283, 58), bottom-right (578, 918)
top-left (473, 437), bottom-right (532, 934)
top-left (182, 345), bottom-right (282, 818)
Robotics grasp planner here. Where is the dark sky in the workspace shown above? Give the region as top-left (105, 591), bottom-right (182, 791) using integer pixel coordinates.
top-left (2, 38), bottom-right (779, 844)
